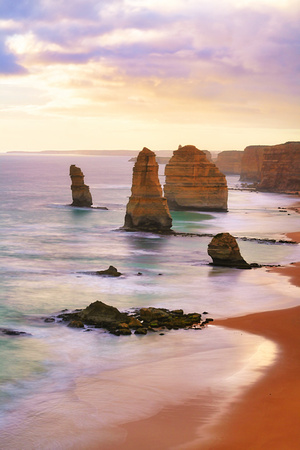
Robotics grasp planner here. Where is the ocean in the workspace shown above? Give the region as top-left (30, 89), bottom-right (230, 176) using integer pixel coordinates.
top-left (0, 154), bottom-right (299, 449)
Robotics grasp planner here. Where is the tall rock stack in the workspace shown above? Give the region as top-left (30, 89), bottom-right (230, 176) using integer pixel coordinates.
top-left (164, 145), bottom-right (228, 211)
top-left (124, 148), bottom-right (173, 232)
top-left (69, 165), bottom-right (93, 207)
top-left (258, 142), bottom-right (300, 193)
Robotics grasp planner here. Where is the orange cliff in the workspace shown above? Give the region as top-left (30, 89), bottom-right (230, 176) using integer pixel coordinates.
top-left (124, 148), bottom-right (173, 232)
top-left (214, 150), bottom-right (243, 175)
top-left (258, 142), bottom-right (300, 193)
top-left (239, 145), bottom-right (267, 182)
top-left (69, 165), bottom-right (93, 207)
top-left (164, 145), bottom-right (228, 211)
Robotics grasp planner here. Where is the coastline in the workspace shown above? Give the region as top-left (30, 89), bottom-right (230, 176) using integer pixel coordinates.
top-left (113, 231), bottom-right (300, 450)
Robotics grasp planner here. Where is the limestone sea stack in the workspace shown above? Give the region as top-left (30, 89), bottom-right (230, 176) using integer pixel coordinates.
top-left (208, 233), bottom-right (251, 269)
top-left (69, 165), bottom-right (93, 207)
top-left (164, 145), bottom-right (228, 211)
top-left (124, 147), bottom-right (172, 232)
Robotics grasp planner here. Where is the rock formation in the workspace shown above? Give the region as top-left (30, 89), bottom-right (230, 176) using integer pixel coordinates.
top-left (164, 145), bottom-right (228, 211)
top-left (215, 151), bottom-right (243, 175)
top-left (240, 146), bottom-right (268, 182)
top-left (124, 147), bottom-right (172, 232)
top-left (257, 142), bottom-right (300, 193)
top-left (207, 233), bottom-right (251, 269)
top-left (96, 266), bottom-right (122, 277)
top-left (54, 300), bottom-right (213, 336)
top-left (70, 165), bottom-right (93, 207)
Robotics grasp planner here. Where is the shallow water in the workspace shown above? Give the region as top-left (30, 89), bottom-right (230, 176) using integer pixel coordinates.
top-left (0, 154), bottom-right (299, 447)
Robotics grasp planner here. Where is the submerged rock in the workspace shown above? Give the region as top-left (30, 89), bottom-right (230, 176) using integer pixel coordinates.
top-left (208, 233), bottom-right (251, 269)
top-left (164, 145), bottom-right (228, 211)
top-left (69, 164), bottom-right (93, 207)
top-left (0, 328), bottom-right (31, 336)
top-left (124, 147), bottom-right (173, 232)
top-left (54, 300), bottom-right (212, 336)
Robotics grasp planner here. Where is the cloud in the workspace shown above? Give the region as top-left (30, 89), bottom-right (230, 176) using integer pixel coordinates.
top-left (0, 39), bottom-right (27, 74)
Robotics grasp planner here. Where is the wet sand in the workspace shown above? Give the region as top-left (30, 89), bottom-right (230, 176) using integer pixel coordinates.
top-left (115, 232), bottom-right (300, 450)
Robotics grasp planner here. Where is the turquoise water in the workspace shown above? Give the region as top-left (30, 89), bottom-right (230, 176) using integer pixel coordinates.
top-left (0, 154), bottom-right (299, 448)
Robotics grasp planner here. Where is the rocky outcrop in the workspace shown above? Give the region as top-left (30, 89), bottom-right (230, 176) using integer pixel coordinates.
top-left (164, 145), bottom-right (228, 211)
top-left (257, 142), bottom-right (300, 193)
top-left (124, 147), bottom-right (172, 232)
top-left (215, 151), bottom-right (243, 175)
top-left (96, 266), bottom-right (122, 277)
top-left (240, 146), bottom-right (268, 182)
top-left (69, 165), bottom-right (93, 207)
top-left (208, 233), bottom-right (251, 269)
top-left (55, 300), bottom-right (213, 336)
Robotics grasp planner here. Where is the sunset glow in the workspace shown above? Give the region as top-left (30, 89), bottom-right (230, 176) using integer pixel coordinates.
top-left (0, 0), bottom-right (299, 152)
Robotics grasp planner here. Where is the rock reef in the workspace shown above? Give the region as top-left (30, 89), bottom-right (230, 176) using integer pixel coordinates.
top-left (215, 151), bottom-right (243, 175)
top-left (124, 147), bottom-right (172, 232)
top-left (208, 232), bottom-right (251, 269)
top-left (164, 145), bottom-right (228, 211)
top-left (70, 164), bottom-right (93, 207)
top-left (54, 300), bottom-right (213, 336)
top-left (258, 142), bottom-right (300, 193)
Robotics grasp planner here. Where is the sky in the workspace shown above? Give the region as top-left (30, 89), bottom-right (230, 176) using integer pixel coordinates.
top-left (0, 0), bottom-right (299, 152)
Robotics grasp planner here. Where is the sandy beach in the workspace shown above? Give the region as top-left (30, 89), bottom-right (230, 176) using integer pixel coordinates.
top-left (115, 231), bottom-right (300, 450)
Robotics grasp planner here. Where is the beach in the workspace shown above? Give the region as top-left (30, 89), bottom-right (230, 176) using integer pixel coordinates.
top-left (115, 231), bottom-right (300, 450)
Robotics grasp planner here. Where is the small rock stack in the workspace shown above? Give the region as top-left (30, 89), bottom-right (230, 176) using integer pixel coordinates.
top-left (69, 165), bottom-right (93, 207)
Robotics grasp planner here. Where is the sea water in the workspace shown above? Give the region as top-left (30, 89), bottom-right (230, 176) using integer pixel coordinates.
top-left (0, 154), bottom-right (299, 449)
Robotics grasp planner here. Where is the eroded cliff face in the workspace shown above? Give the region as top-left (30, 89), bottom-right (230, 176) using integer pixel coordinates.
top-left (124, 148), bottom-right (172, 232)
top-left (69, 165), bottom-right (93, 207)
top-left (164, 145), bottom-right (228, 211)
top-left (240, 146), bottom-right (268, 182)
top-left (215, 151), bottom-right (243, 175)
top-left (258, 142), bottom-right (300, 193)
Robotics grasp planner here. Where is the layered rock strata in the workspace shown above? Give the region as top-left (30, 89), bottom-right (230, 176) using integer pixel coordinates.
top-left (215, 151), bottom-right (243, 175)
top-left (69, 165), bottom-right (93, 207)
top-left (258, 142), bottom-right (300, 193)
top-left (124, 147), bottom-right (172, 232)
top-left (240, 146), bottom-right (268, 182)
top-left (164, 145), bottom-right (228, 211)
top-left (208, 233), bottom-right (251, 269)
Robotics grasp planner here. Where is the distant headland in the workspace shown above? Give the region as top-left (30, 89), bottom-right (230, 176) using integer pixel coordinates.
top-left (6, 149), bottom-right (173, 156)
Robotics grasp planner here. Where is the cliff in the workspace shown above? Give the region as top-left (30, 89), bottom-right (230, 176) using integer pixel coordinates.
top-left (69, 165), bottom-right (93, 207)
top-left (215, 151), bottom-right (243, 175)
top-left (240, 146), bottom-right (268, 182)
top-left (124, 148), bottom-right (172, 232)
top-left (258, 142), bottom-right (300, 193)
top-left (164, 145), bottom-right (228, 211)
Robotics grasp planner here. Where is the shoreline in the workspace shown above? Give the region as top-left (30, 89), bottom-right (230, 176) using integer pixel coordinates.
top-left (113, 232), bottom-right (300, 450)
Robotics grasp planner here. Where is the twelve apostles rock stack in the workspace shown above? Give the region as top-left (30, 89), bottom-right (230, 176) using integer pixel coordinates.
top-left (164, 145), bottom-right (228, 211)
top-left (124, 147), bottom-right (173, 232)
top-left (69, 165), bottom-right (93, 207)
